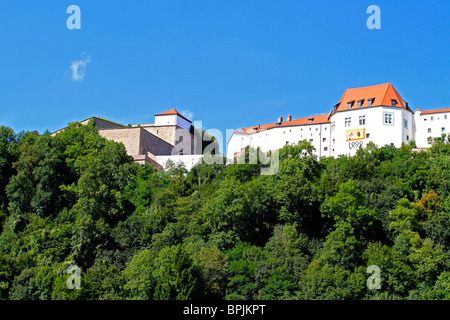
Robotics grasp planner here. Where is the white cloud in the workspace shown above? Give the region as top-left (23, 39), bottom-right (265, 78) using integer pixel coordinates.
top-left (70, 53), bottom-right (91, 82)
top-left (181, 110), bottom-right (194, 120)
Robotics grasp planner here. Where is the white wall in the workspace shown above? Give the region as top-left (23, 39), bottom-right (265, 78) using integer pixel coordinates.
top-left (155, 114), bottom-right (191, 132)
top-left (176, 116), bottom-right (192, 131)
top-left (155, 114), bottom-right (177, 127)
top-left (226, 123), bottom-right (332, 161)
top-left (156, 155), bottom-right (204, 171)
top-left (227, 132), bottom-right (251, 162)
top-left (414, 110), bottom-right (450, 148)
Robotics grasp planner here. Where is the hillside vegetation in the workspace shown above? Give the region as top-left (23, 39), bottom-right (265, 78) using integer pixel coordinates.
top-left (1, 120), bottom-right (450, 300)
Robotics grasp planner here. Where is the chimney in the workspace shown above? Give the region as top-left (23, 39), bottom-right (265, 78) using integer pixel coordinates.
top-left (287, 114), bottom-right (292, 121)
top-left (278, 116), bottom-right (283, 123)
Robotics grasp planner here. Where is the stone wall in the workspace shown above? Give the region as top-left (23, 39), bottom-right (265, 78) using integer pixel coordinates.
top-left (143, 125), bottom-right (196, 155)
top-left (143, 125), bottom-right (176, 146)
top-left (99, 127), bottom-right (174, 157)
top-left (139, 129), bottom-right (174, 156)
top-left (51, 117), bottom-right (125, 136)
top-left (85, 117), bottom-right (125, 130)
top-left (99, 128), bottom-right (142, 155)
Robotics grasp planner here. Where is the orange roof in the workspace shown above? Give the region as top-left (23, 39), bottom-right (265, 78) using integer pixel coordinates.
top-left (419, 107), bottom-right (450, 115)
top-left (335, 83), bottom-right (412, 113)
top-left (236, 113), bottom-right (330, 134)
top-left (155, 108), bottom-right (191, 122)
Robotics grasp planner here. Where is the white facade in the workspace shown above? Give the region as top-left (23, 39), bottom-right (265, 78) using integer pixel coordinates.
top-left (156, 155), bottom-right (204, 171)
top-left (227, 122), bottom-right (331, 162)
top-left (154, 114), bottom-right (191, 131)
top-left (330, 106), bottom-right (414, 157)
top-left (414, 109), bottom-right (450, 148)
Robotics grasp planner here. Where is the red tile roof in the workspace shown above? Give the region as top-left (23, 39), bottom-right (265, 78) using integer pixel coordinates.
top-left (154, 108), bottom-right (192, 122)
top-left (236, 113), bottom-right (330, 134)
top-left (335, 83), bottom-right (412, 113)
top-left (419, 107), bottom-right (450, 115)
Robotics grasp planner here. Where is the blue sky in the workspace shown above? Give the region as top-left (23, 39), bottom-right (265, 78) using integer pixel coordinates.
top-left (1, 1), bottom-right (450, 152)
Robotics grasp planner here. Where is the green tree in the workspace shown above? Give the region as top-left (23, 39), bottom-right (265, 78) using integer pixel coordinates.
top-left (153, 244), bottom-right (201, 300)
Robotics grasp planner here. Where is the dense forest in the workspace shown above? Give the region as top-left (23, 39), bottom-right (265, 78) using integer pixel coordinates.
top-left (1, 120), bottom-right (450, 300)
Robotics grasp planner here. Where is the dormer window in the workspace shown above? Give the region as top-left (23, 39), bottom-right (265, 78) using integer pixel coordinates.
top-left (347, 101), bottom-right (354, 110)
top-left (308, 118), bottom-right (314, 122)
top-left (391, 99), bottom-right (397, 107)
top-left (357, 100), bottom-right (364, 108)
top-left (367, 98), bottom-right (374, 107)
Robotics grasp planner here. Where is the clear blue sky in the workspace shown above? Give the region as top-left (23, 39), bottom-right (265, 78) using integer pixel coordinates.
top-left (1, 1), bottom-right (450, 151)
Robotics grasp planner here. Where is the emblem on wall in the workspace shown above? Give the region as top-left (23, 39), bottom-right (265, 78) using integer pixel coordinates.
top-left (346, 128), bottom-right (365, 141)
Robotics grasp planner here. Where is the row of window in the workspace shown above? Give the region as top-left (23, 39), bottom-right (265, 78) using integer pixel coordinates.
top-left (424, 115), bottom-right (448, 121)
top-left (285, 140), bottom-right (331, 153)
top-left (342, 113), bottom-right (411, 128)
top-left (344, 116), bottom-right (367, 127)
top-left (347, 99), bottom-right (400, 110)
top-left (428, 127), bottom-right (447, 133)
top-left (343, 114), bottom-right (397, 127)
top-left (347, 98), bottom-right (378, 109)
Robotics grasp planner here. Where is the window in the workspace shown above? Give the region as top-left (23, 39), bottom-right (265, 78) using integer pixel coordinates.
top-left (298, 141), bottom-right (302, 145)
top-left (431, 116), bottom-right (434, 121)
top-left (406, 135), bottom-right (409, 141)
top-left (445, 115), bottom-right (448, 120)
top-left (331, 121), bottom-right (335, 131)
top-left (367, 99), bottom-right (373, 107)
top-left (391, 99), bottom-right (397, 107)
top-left (324, 147), bottom-right (328, 151)
top-left (424, 118), bottom-right (427, 121)
top-left (286, 141), bottom-right (289, 145)
top-left (357, 100), bottom-right (362, 108)
top-left (366, 133), bottom-right (370, 139)
top-left (322, 138), bottom-right (326, 142)
top-left (359, 115), bottom-right (366, 125)
top-left (347, 102), bottom-right (353, 110)
top-left (332, 139), bottom-right (335, 144)
top-left (310, 139), bottom-right (313, 143)
top-left (345, 117), bottom-right (351, 127)
top-left (428, 128), bottom-right (432, 133)
top-left (403, 119), bottom-right (408, 129)
top-left (442, 127), bottom-right (446, 133)
top-left (384, 112), bottom-right (393, 125)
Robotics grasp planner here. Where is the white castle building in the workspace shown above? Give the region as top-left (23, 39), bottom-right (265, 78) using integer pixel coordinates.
top-left (227, 83), bottom-right (450, 160)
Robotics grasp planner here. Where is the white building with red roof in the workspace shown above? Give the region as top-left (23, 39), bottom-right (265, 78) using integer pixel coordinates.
top-left (227, 83), bottom-right (450, 161)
